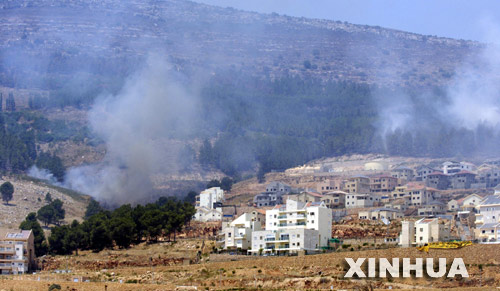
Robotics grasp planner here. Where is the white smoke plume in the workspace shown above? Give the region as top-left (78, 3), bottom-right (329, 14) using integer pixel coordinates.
top-left (377, 23), bottom-right (500, 136)
top-left (28, 165), bottom-right (61, 186)
top-left (63, 54), bottom-right (198, 205)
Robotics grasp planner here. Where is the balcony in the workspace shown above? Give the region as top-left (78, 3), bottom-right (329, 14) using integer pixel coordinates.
top-left (277, 215), bottom-right (287, 219)
top-left (0, 248), bottom-right (14, 254)
top-left (278, 222), bottom-right (306, 227)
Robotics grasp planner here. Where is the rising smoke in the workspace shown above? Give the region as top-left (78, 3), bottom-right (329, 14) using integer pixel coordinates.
top-left (63, 54), bottom-right (199, 205)
top-left (376, 26), bottom-right (500, 154)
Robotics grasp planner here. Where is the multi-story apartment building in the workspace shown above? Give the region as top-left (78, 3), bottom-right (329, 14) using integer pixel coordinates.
top-left (343, 176), bottom-right (370, 194)
top-left (316, 178), bottom-right (345, 193)
top-left (426, 172), bottom-right (449, 190)
top-left (253, 182), bottom-right (292, 207)
top-left (415, 166), bottom-right (437, 182)
top-left (345, 193), bottom-right (381, 208)
top-left (370, 175), bottom-right (398, 193)
top-left (443, 161), bottom-right (476, 175)
top-left (194, 187), bottom-right (224, 222)
top-left (474, 165), bottom-right (500, 188)
top-left (407, 184), bottom-right (438, 206)
top-left (418, 201), bottom-right (446, 216)
top-left (222, 211), bottom-right (265, 250)
top-left (449, 171), bottom-right (476, 189)
top-left (475, 195), bottom-right (500, 242)
top-left (0, 229), bottom-right (35, 274)
top-left (196, 187), bottom-right (224, 209)
top-left (390, 166), bottom-right (414, 181)
top-left (320, 191), bottom-right (346, 209)
top-left (249, 199), bottom-right (332, 255)
top-left (399, 218), bottom-right (451, 247)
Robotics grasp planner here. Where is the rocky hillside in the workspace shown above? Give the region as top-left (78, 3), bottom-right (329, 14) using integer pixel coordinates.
top-left (0, 0), bottom-right (481, 90)
top-left (0, 175), bottom-right (89, 228)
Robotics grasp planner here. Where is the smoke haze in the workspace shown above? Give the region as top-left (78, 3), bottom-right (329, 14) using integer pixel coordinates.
top-left (63, 54), bottom-right (199, 205)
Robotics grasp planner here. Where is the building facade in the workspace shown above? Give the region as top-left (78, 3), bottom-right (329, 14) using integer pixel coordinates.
top-left (250, 199), bottom-right (332, 255)
top-left (222, 211), bottom-right (265, 250)
top-left (0, 229), bottom-right (35, 274)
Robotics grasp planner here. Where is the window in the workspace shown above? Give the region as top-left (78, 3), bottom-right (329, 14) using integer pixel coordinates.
top-left (228, 233), bottom-right (231, 238)
top-left (297, 234), bottom-right (300, 238)
top-left (297, 242), bottom-right (300, 246)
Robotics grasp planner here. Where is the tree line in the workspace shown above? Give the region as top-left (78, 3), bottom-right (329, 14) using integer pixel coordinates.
top-left (19, 196), bottom-right (196, 256)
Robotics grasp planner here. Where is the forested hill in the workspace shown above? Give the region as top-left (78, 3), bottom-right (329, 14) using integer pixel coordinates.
top-left (0, 0), bottom-right (480, 92)
top-left (0, 0), bottom-right (496, 183)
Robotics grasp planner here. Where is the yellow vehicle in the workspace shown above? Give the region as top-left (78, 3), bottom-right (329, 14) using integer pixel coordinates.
top-left (417, 241), bottom-right (473, 252)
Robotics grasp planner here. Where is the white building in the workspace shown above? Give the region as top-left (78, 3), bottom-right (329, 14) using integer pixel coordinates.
top-left (249, 199), bottom-right (332, 255)
top-left (222, 211), bottom-right (265, 250)
top-left (443, 161), bottom-right (477, 175)
top-left (358, 208), bottom-right (403, 221)
top-left (196, 187), bottom-right (224, 209)
top-left (193, 207), bottom-right (223, 222)
top-left (194, 187), bottom-right (225, 222)
top-left (345, 193), bottom-right (380, 208)
top-left (475, 195), bottom-right (500, 242)
top-left (399, 218), bottom-right (451, 247)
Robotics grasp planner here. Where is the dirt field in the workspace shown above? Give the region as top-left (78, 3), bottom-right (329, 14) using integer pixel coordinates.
top-left (1, 241), bottom-right (499, 290)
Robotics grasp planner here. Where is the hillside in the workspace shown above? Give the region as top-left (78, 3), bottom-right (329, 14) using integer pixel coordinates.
top-left (0, 0), bottom-right (497, 202)
top-left (0, 0), bottom-right (480, 93)
top-left (0, 175), bottom-right (89, 228)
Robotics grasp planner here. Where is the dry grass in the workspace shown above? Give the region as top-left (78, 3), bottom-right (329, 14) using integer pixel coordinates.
top-left (0, 176), bottom-right (89, 229)
top-left (5, 241), bottom-right (500, 290)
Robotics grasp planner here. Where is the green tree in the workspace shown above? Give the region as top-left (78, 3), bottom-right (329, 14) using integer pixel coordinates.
top-left (48, 225), bottom-right (70, 255)
top-left (51, 199), bottom-right (65, 225)
top-left (87, 213), bottom-right (112, 252)
top-left (109, 216), bottom-right (135, 248)
top-left (63, 220), bottom-right (85, 255)
top-left (184, 191), bottom-right (198, 204)
top-left (37, 204), bottom-right (55, 226)
top-left (84, 199), bottom-right (103, 219)
top-left (140, 209), bottom-right (164, 242)
top-left (19, 212), bottom-right (48, 256)
top-left (206, 179), bottom-right (221, 189)
top-left (45, 192), bottom-right (52, 203)
top-left (220, 177), bottom-right (233, 192)
top-left (1, 181), bottom-right (14, 204)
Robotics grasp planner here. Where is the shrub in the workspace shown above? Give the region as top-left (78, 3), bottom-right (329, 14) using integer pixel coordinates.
top-left (48, 284), bottom-right (61, 291)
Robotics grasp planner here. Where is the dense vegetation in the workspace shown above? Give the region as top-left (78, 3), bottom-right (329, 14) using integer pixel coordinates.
top-left (5, 69), bottom-right (500, 180)
top-left (0, 110), bottom-right (90, 176)
top-left (46, 197), bottom-right (195, 254)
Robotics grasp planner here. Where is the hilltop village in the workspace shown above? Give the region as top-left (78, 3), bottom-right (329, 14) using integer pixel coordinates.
top-left (192, 157), bottom-right (500, 256)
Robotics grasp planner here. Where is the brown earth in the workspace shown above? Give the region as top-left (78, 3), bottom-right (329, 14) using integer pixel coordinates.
top-left (2, 242), bottom-right (499, 290)
top-left (0, 175), bottom-right (89, 228)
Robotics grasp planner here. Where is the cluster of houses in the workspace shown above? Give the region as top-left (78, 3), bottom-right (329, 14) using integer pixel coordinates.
top-left (195, 159), bottom-right (500, 254)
